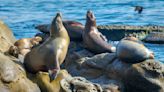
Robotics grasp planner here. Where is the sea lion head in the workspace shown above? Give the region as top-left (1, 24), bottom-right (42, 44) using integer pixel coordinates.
top-left (134, 6), bottom-right (143, 14)
top-left (8, 46), bottom-right (19, 57)
top-left (86, 10), bottom-right (96, 27)
top-left (50, 12), bottom-right (63, 36)
top-left (31, 36), bottom-right (42, 46)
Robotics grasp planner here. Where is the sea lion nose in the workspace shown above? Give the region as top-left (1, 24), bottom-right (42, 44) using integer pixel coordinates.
top-left (56, 12), bottom-right (62, 17)
top-left (87, 10), bottom-right (92, 14)
top-left (48, 69), bottom-right (59, 81)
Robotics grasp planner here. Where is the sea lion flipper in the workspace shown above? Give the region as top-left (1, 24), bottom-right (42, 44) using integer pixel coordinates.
top-left (99, 33), bottom-right (108, 42)
top-left (48, 50), bottom-right (60, 81)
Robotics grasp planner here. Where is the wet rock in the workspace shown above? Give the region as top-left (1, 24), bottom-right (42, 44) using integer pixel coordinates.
top-left (0, 53), bottom-right (40, 92)
top-left (106, 59), bottom-right (164, 92)
top-left (97, 25), bottom-right (164, 41)
top-left (143, 32), bottom-right (164, 44)
top-left (0, 20), bottom-right (16, 53)
top-left (60, 77), bottom-right (103, 92)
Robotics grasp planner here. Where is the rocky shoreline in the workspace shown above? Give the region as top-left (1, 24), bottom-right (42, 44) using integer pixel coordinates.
top-left (97, 25), bottom-right (164, 42)
top-left (0, 20), bottom-right (164, 92)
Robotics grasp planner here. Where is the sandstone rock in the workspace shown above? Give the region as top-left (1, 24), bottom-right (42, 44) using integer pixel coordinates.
top-left (60, 77), bottom-right (103, 92)
top-left (29, 70), bottom-right (71, 92)
top-left (0, 20), bottom-right (16, 53)
top-left (0, 53), bottom-right (40, 92)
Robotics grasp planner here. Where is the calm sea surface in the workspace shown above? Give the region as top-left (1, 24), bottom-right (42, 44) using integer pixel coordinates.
top-left (0, 0), bottom-right (163, 62)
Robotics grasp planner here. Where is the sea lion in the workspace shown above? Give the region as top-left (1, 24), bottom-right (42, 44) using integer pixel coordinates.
top-left (24, 12), bottom-right (70, 81)
top-left (134, 6), bottom-right (143, 14)
top-left (116, 37), bottom-right (154, 63)
top-left (82, 10), bottom-right (115, 54)
top-left (8, 36), bottom-right (42, 57)
top-left (35, 33), bottom-right (49, 43)
top-left (36, 20), bottom-right (84, 41)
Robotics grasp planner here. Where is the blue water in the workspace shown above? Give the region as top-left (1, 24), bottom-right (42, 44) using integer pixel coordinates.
top-left (0, 0), bottom-right (163, 62)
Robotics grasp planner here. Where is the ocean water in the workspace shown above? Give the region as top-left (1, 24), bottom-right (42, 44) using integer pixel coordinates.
top-left (0, 0), bottom-right (163, 62)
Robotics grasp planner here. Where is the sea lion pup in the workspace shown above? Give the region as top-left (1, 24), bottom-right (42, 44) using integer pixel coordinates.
top-left (35, 20), bottom-right (84, 41)
top-left (116, 37), bottom-right (154, 63)
top-left (8, 36), bottom-right (42, 57)
top-left (24, 12), bottom-right (70, 81)
top-left (82, 10), bottom-right (115, 54)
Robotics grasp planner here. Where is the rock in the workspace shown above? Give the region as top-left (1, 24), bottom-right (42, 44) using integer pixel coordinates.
top-left (65, 51), bottom-right (164, 92)
top-left (64, 41), bottom-right (94, 70)
top-left (29, 70), bottom-right (71, 92)
top-left (97, 25), bottom-right (164, 41)
top-left (143, 32), bottom-right (164, 44)
top-left (60, 77), bottom-right (103, 92)
top-left (0, 53), bottom-right (40, 92)
top-left (106, 59), bottom-right (164, 92)
top-left (64, 53), bottom-right (124, 92)
top-left (0, 20), bottom-right (16, 53)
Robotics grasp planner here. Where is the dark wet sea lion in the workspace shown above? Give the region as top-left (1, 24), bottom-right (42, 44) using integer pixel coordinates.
top-left (116, 37), bottom-right (154, 63)
top-left (36, 20), bottom-right (84, 41)
top-left (82, 10), bottom-right (116, 54)
top-left (134, 6), bottom-right (143, 14)
top-left (24, 12), bottom-right (70, 81)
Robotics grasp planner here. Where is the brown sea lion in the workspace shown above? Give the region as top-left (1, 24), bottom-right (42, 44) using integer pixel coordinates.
top-left (116, 37), bottom-right (154, 63)
top-left (82, 10), bottom-right (116, 54)
top-left (36, 20), bottom-right (84, 41)
top-left (8, 36), bottom-right (42, 57)
top-left (24, 12), bottom-right (70, 81)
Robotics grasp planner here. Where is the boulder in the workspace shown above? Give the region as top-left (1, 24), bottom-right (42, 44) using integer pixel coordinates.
top-left (64, 53), bottom-right (124, 92)
top-left (30, 70), bottom-right (71, 92)
top-left (0, 53), bottom-right (40, 92)
top-left (0, 20), bottom-right (16, 53)
top-left (64, 52), bottom-right (164, 92)
top-left (60, 77), bottom-right (103, 92)
top-left (106, 59), bottom-right (164, 92)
